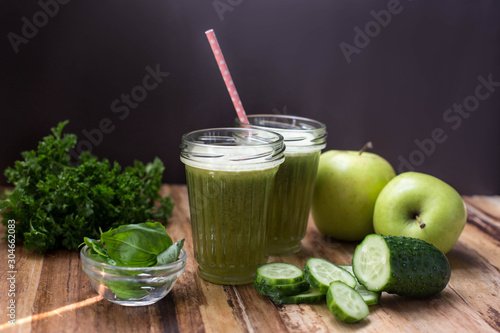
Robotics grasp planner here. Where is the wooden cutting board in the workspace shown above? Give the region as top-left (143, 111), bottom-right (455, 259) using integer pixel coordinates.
top-left (0, 185), bottom-right (499, 332)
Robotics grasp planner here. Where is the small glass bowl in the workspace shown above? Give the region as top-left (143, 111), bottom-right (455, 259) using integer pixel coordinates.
top-left (80, 245), bottom-right (186, 306)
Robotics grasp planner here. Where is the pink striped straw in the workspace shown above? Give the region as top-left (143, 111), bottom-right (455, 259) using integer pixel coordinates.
top-left (205, 29), bottom-right (249, 124)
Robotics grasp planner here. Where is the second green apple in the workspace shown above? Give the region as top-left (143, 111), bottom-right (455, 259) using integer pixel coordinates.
top-left (311, 145), bottom-right (395, 241)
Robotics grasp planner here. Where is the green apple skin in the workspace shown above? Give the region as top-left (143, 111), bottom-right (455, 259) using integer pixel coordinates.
top-left (373, 172), bottom-right (467, 254)
top-left (311, 150), bottom-right (396, 241)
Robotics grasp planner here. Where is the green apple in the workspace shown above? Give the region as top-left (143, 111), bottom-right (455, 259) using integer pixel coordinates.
top-left (373, 172), bottom-right (467, 254)
top-left (311, 144), bottom-right (396, 241)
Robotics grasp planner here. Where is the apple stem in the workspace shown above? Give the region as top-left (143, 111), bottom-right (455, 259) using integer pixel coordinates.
top-left (416, 215), bottom-right (426, 229)
top-left (358, 142), bottom-right (373, 155)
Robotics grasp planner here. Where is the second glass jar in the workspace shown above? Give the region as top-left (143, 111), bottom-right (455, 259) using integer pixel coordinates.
top-left (236, 114), bottom-right (327, 255)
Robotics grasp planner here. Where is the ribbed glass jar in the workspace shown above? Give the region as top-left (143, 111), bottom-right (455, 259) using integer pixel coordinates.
top-left (180, 127), bottom-right (285, 284)
top-left (236, 115), bottom-right (327, 255)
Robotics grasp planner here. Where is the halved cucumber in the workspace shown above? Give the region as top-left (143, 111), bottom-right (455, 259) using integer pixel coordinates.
top-left (352, 234), bottom-right (451, 298)
top-left (253, 280), bottom-right (309, 297)
top-left (304, 258), bottom-right (357, 294)
top-left (255, 263), bottom-right (304, 285)
top-left (326, 281), bottom-right (369, 323)
top-left (270, 287), bottom-right (326, 304)
top-left (339, 265), bottom-right (381, 305)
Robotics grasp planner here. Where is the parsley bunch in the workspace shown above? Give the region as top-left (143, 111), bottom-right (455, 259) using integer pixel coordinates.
top-left (0, 121), bottom-right (174, 253)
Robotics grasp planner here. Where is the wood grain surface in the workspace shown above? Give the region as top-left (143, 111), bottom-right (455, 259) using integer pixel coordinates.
top-left (0, 185), bottom-right (499, 333)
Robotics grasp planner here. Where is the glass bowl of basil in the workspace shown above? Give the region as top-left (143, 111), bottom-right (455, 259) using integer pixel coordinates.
top-left (80, 222), bottom-right (187, 306)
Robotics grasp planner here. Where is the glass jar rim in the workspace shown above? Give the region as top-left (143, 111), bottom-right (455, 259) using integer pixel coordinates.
top-left (235, 115), bottom-right (327, 152)
top-left (181, 127), bottom-right (284, 148)
top-left (236, 114), bottom-right (326, 132)
top-left (180, 127), bottom-right (285, 171)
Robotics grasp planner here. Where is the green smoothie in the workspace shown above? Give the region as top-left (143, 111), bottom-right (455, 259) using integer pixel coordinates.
top-left (266, 151), bottom-right (321, 255)
top-left (235, 114), bottom-right (326, 256)
top-left (185, 165), bottom-right (279, 285)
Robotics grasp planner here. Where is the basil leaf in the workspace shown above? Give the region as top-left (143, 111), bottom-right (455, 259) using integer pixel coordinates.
top-left (105, 280), bottom-right (150, 300)
top-left (86, 252), bottom-right (117, 266)
top-left (101, 222), bottom-right (172, 267)
top-left (157, 238), bottom-right (185, 265)
top-left (84, 237), bottom-right (108, 257)
top-left (83, 237), bottom-right (117, 265)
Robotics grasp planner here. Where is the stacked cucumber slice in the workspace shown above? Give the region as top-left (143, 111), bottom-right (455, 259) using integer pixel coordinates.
top-left (272, 287), bottom-right (326, 305)
top-left (253, 234), bottom-right (451, 324)
top-left (253, 263), bottom-right (324, 304)
top-left (254, 261), bottom-right (371, 322)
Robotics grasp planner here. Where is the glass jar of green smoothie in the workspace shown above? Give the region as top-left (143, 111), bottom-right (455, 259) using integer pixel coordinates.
top-left (236, 115), bottom-right (327, 255)
top-left (180, 128), bottom-right (285, 284)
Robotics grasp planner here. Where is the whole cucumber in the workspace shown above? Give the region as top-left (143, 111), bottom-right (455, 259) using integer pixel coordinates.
top-left (352, 234), bottom-right (451, 298)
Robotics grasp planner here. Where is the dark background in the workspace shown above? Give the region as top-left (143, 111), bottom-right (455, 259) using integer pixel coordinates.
top-left (1, 0), bottom-right (499, 194)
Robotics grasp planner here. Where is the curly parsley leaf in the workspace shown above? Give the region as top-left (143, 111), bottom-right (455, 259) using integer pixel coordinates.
top-left (0, 121), bottom-right (174, 253)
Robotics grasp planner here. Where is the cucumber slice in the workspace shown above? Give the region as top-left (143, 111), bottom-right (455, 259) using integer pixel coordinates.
top-left (338, 265), bottom-right (355, 277)
top-left (356, 288), bottom-right (380, 306)
top-left (255, 263), bottom-right (304, 285)
top-left (304, 258), bottom-right (357, 294)
top-left (339, 265), bottom-right (381, 305)
top-left (253, 280), bottom-right (309, 297)
top-left (270, 287), bottom-right (326, 304)
top-left (352, 234), bottom-right (451, 298)
top-left (326, 281), bottom-right (369, 323)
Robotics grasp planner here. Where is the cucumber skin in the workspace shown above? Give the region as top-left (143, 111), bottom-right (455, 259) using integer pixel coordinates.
top-left (354, 235), bottom-right (451, 298)
top-left (270, 288), bottom-right (326, 304)
top-left (271, 296), bottom-right (325, 305)
top-left (253, 280), bottom-right (310, 297)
